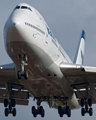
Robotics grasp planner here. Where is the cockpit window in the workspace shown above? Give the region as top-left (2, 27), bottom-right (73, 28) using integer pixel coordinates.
top-left (28, 8), bottom-right (32, 11)
top-left (21, 6), bottom-right (27, 9)
top-left (15, 6), bottom-right (20, 9)
top-left (14, 6), bottom-right (32, 12)
top-left (21, 6), bottom-right (32, 11)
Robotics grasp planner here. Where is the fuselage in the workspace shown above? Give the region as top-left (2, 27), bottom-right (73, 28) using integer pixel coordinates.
top-left (4, 3), bottom-right (80, 109)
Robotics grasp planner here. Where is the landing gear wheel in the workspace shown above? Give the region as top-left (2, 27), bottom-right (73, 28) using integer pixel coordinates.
top-left (81, 108), bottom-right (85, 116)
top-left (58, 106), bottom-right (63, 117)
top-left (59, 112), bottom-right (63, 117)
top-left (88, 99), bottom-right (92, 107)
top-left (24, 71), bottom-right (28, 79)
top-left (58, 106), bottom-right (62, 115)
top-left (81, 98), bottom-right (85, 107)
top-left (12, 108), bottom-right (16, 117)
top-left (17, 71), bottom-right (21, 79)
top-left (66, 106), bottom-right (71, 117)
top-left (39, 106), bottom-right (43, 114)
top-left (41, 109), bottom-right (45, 117)
top-left (32, 106), bottom-right (36, 114)
top-left (89, 108), bottom-right (93, 116)
top-left (33, 111), bottom-right (37, 117)
top-left (5, 108), bottom-right (8, 117)
top-left (4, 99), bottom-right (8, 107)
top-left (11, 99), bottom-right (16, 107)
top-left (32, 106), bottom-right (37, 117)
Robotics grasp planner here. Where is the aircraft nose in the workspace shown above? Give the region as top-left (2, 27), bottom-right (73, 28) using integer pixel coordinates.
top-left (12, 18), bottom-right (19, 26)
top-left (5, 14), bottom-right (25, 44)
top-left (11, 15), bottom-right (22, 28)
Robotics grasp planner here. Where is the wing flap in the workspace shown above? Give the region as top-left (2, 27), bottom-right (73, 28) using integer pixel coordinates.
top-left (0, 89), bottom-right (29, 99)
top-left (0, 98), bottom-right (29, 106)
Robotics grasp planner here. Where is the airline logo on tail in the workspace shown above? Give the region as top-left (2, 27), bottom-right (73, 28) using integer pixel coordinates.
top-left (81, 49), bottom-right (84, 65)
top-left (74, 30), bottom-right (86, 65)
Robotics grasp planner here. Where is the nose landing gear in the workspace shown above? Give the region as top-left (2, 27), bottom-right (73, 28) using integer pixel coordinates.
top-left (17, 55), bottom-right (28, 79)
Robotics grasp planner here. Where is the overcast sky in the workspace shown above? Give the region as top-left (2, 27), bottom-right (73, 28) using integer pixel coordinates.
top-left (0, 0), bottom-right (96, 120)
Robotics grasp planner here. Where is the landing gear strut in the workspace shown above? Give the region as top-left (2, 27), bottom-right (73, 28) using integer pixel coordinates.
top-left (17, 54), bottom-right (28, 79)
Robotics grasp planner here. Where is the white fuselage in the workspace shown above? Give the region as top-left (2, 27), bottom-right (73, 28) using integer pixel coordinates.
top-left (4, 3), bottom-right (80, 109)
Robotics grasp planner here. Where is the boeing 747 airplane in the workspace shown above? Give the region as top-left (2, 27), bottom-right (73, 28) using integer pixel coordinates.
top-left (0, 3), bottom-right (96, 118)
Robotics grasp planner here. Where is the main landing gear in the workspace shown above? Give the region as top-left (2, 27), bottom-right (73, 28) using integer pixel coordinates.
top-left (31, 98), bottom-right (45, 117)
top-left (58, 104), bottom-right (71, 117)
top-left (56, 97), bottom-right (71, 117)
top-left (80, 98), bottom-right (92, 116)
top-left (4, 99), bottom-right (16, 117)
top-left (32, 106), bottom-right (45, 117)
top-left (17, 55), bottom-right (28, 79)
top-left (4, 83), bottom-right (17, 117)
top-left (80, 84), bottom-right (93, 116)
top-left (31, 97), bottom-right (71, 118)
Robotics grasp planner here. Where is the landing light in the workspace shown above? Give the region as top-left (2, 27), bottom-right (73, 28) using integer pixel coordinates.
top-left (0, 67), bottom-right (3, 69)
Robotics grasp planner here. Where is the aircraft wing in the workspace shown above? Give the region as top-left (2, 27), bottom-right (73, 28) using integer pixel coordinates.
top-left (0, 63), bottom-right (20, 84)
top-left (60, 62), bottom-right (96, 104)
top-left (0, 63), bottom-right (29, 106)
top-left (60, 62), bottom-right (96, 85)
top-left (60, 62), bottom-right (96, 93)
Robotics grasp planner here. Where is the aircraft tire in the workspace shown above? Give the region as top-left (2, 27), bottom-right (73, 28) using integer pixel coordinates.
top-left (88, 99), bottom-right (92, 107)
top-left (58, 106), bottom-right (62, 114)
top-left (4, 99), bottom-right (8, 107)
top-left (41, 109), bottom-right (45, 117)
top-left (5, 108), bottom-right (8, 117)
top-left (89, 108), bottom-right (93, 116)
top-left (11, 99), bottom-right (16, 107)
top-left (32, 106), bottom-right (36, 114)
top-left (66, 106), bottom-right (71, 117)
top-left (24, 71), bottom-right (28, 79)
top-left (12, 108), bottom-right (16, 117)
top-left (81, 108), bottom-right (85, 116)
top-left (81, 98), bottom-right (85, 107)
top-left (33, 111), bottom-right (37, 118)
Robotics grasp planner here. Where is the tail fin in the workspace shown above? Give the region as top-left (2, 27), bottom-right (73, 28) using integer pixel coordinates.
top-left (74, 30), bottom-right (86, 65)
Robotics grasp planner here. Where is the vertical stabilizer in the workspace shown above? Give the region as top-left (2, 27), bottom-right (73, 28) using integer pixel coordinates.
top-left (74, 30), bottom-right (86, 65)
